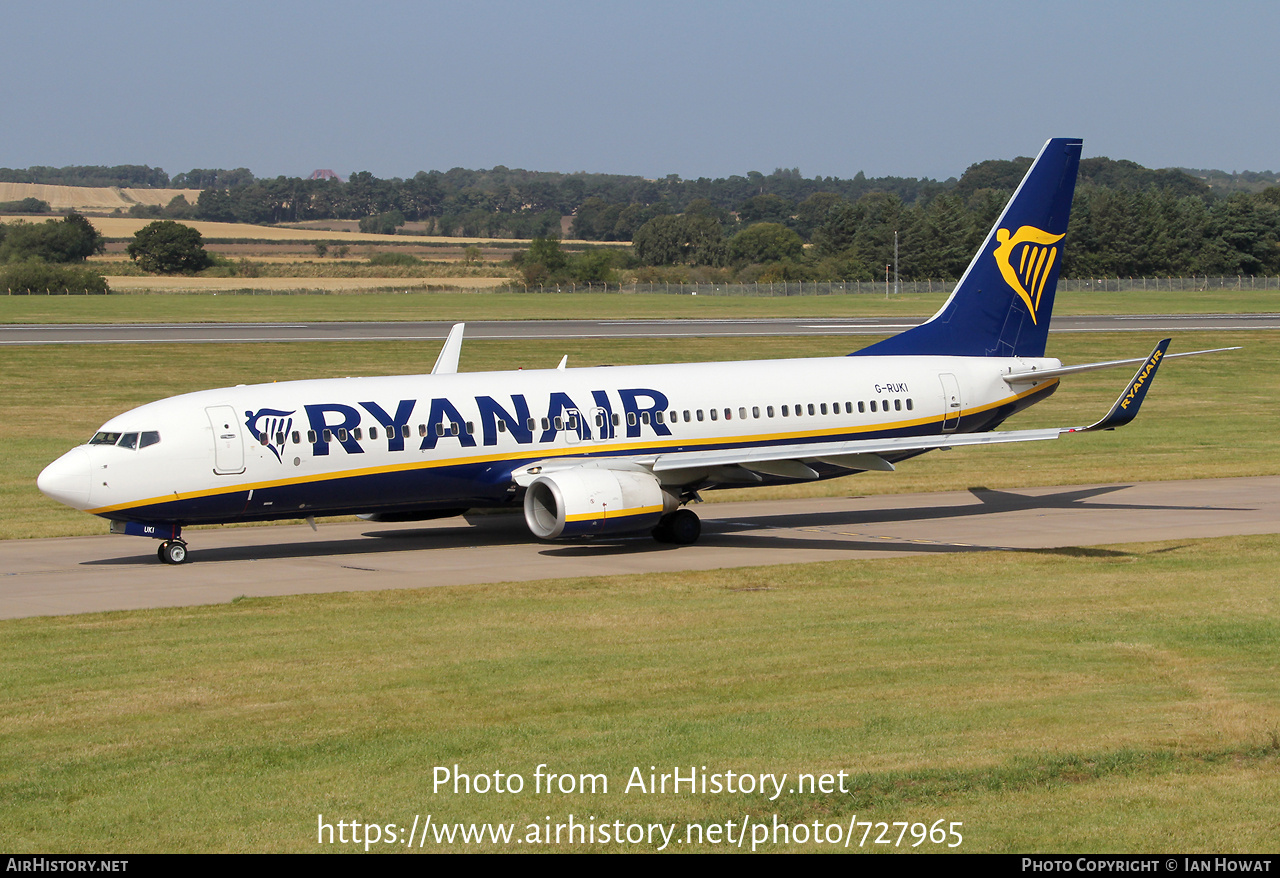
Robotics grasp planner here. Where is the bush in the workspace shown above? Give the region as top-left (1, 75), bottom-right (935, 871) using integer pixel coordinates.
top-left (366, 251), bottom-right (420, 267)
top-left (358, 210), bottom-right (406, 235)
top-left (0, 197), bottom-right (51, 214)
top-left (0, 212), bottom-right (104, 263)
top-left (1, 262), bottom-right (109, 293)
top-left (126, 220), bottom-right (212, 274)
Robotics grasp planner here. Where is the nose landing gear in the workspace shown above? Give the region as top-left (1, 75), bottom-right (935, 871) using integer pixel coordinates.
top-left (157, 540), bottom-right (188, 565)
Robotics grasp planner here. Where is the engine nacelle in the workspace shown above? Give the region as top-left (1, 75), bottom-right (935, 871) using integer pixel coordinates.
top-left (523, 467), bottom-right (677, 539)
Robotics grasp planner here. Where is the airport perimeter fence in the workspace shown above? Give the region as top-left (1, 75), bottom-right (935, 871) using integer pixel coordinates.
top-left (528, 276), bottom-right (1280, 296)
top-left (10, 275), bottom-right (1280, 296)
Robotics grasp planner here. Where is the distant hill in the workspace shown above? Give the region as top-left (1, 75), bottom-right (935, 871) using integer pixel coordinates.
top-left (0, 183), bottom-right (199, 214)
top-left (1179, 168), bottom-right (1280, 195)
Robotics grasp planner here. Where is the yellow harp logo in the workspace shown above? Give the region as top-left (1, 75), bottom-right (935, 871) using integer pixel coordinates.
top-left (993, 225), bottom-right (1065, 324)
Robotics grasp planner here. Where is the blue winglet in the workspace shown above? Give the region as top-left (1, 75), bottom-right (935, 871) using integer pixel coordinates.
top-left (1075, 339), bottom-right (1171, 432)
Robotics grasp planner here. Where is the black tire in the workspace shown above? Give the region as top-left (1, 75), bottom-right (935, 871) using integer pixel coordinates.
top-left (161, 541), bottom-right (188, 564)
top-left (666, 509), bottom-right (701, 545)
top-left (653, 509), bottom-right (701, 545)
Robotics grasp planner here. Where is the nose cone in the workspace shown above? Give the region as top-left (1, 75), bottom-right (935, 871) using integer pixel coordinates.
top-left (38, 447), bottom-right (93, 510)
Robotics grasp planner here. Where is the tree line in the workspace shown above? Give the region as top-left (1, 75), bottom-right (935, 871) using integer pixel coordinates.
top-left (7, 157), bottom-right (1280, 281)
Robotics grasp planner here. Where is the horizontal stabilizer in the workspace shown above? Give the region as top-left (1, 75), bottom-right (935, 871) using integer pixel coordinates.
top-left (1005, 345), bottom-right (1239, 384)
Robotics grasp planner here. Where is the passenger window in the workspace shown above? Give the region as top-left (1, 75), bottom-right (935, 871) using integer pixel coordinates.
top-left (655, 411), bottom-right (664, 424)
top-left (370, 427), bottom-right (379, 440)
top-left (275, 432), bottom-right (285, 446)
top-left (640, 412), bottom-right (650, 425)
top-left (323, 429), bottom-right (333, 442)
top-left (684, 410), bottom-right (691, 422)
top-left (436, 424), bottom-right (445, 437)
top-left (858, 402), bottom-right (865, 413)
top-left (260, 432), bottom-right (269, 446)
top-left (807, 404), bottom-right (815, 416)
top-left (882, 399), bottom-right (889, 410)
top-left (450, 423), bottom-right (460, 436)
top-left (466, 422), bottom-right (474, 434)
top-left (869, 401), bottom-right (877, 412)
top-left (541, 418), bottom-right (550, 431)
top-left (401, 425), bottom-right (410, 439)
top-left (709, 409), bottom-right (718, 421)
top-left (628, 412), bottom-right (637, 426)
top-left (292, 431), bottom-right (301, 444)
top-left (782, 405), bottom-right (789, 416)
top-left (612, 414), bottom-right (620, 427)
top-left (894, 399), bottom-right (902, 411)
top-left (696, 410), bottom-right (704, 421)
top-left (554, 417), bottom-right (564, 430)
top-left (906, 399), bottom-right (914, 411)
top-left (498, 420), bottom-right (507, 433)
top-left (140, 431), bottom-right (161, 449)
top-left (752, 406), bottom-right (760, 418)
top-left (820, 403), bottom-right (828, 415)
top-left (767, 406), bottom-right (774, 417)
top-left (526, 418), bottom-right (536, 432)
top-left (353, 427), bottom-right (363, 441)
top-left (739, 407), bottom-right (747, 419)
top-left (308, 430), bottom-right (318, 443)
top-left (419, 424), bottom-right (428, 437)
top-left (724, 408), bottom-right (731, 420)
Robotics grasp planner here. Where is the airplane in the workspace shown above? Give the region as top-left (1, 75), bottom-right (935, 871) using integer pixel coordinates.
top-left (37, 138), bottom-right (1233, 564)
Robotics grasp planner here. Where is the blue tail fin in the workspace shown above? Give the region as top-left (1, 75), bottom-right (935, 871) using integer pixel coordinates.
top-left (852, 137), bottom-right (1082, 359)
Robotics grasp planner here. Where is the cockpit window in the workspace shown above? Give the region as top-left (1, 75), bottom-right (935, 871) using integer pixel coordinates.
top-left (88, 430), bottom-right (160, 449)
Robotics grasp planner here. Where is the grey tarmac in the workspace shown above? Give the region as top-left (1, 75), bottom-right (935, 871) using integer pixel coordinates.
top-left (3, 476), bottom-right (1277, 620)
top-left (3, 314), bottom-right (1279, 345)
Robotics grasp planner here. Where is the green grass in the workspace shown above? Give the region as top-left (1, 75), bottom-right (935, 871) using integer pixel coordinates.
top-left (6, 332), bottom-right (1274, 540)
top-left (2, 286), bottom-right (1278, 324)
top-left (2, 535), bottom-right (1277, 851)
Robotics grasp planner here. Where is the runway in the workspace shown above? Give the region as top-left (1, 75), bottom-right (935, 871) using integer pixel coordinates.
top-left (4, 476), bottom-right (1277, 620)
top-left (3, 314), bottom-right (1279, 345)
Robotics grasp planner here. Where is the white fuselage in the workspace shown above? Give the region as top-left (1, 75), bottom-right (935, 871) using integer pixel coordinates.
top-left (39, 353), bottom-right (1060, 527)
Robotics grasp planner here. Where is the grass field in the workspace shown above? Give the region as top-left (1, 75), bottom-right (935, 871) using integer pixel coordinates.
top-left (0, 184), bottom-right (199, 212)
top-left (2, 535), bottom-right (1277, 851)
top-left (2, 301), bottom-right (1277, 852)
top-left (3, 287), bottom-right (1279, 324)
top-left (5, 331), bottom-right (1274, 541)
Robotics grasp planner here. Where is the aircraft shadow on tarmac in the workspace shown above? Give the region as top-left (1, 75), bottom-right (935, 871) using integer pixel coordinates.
top-left (80, 484), bottom-right (1249, 567)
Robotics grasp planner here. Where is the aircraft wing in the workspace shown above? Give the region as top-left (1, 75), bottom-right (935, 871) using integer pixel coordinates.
top-left (511, 339), bottom-right (1177, 487)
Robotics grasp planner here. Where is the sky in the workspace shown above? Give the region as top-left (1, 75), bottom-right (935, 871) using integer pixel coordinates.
top-left (8, 0), bottom-right (1280, 183)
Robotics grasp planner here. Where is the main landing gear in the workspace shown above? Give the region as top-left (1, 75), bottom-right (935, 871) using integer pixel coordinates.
top-left (157, 540), bottom-right (188, 565)
top-left (652, 508), bottom-right (701, 545)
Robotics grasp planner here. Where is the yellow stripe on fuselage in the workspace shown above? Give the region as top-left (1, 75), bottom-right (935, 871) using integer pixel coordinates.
top-left (88, 381), bottom-right (1056, 516)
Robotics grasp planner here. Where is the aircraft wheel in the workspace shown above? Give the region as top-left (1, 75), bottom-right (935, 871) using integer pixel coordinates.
top-left (159, 540), bottom-right (188, 565)
top-left (653, 509), bottom-right (700, 545)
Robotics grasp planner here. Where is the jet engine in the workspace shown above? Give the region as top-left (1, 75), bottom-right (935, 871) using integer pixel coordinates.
top-left (523, 467), bottom-right (678, 539)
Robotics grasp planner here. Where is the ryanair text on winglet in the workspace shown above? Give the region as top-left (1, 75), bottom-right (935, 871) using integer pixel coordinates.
top-left (1120, 350), bottom-right (1164, 410)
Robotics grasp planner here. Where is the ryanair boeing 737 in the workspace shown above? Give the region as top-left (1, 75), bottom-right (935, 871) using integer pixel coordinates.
top-left (38, 139), bottom-right (1230, 563)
